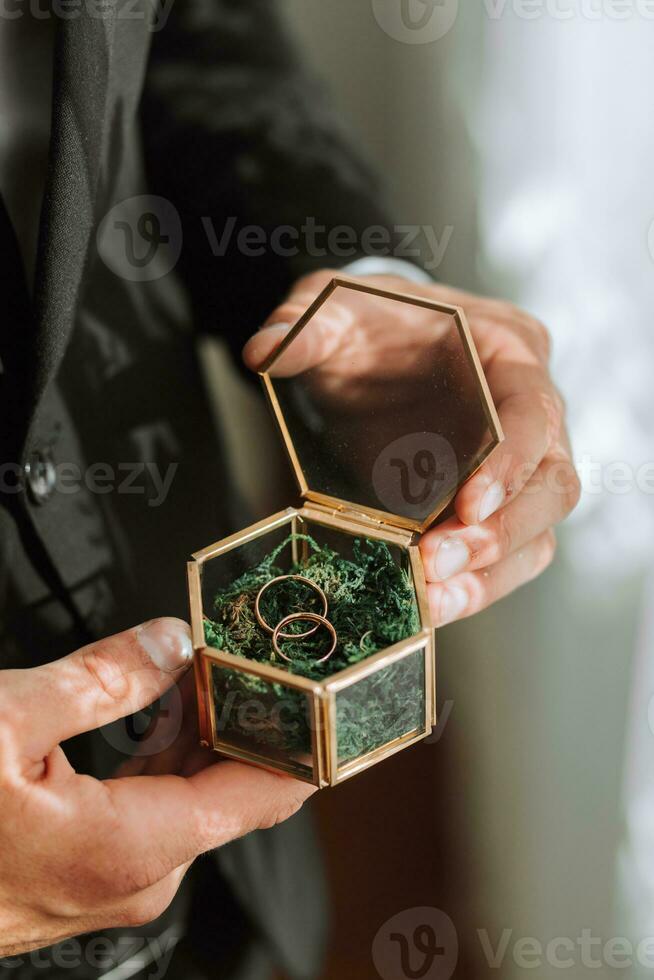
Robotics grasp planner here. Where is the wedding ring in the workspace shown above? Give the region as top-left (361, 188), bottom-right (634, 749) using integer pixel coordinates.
top-left (272, 613), bottom-right (337, 665)
top-left (255, 574), bottom-right (328, 639)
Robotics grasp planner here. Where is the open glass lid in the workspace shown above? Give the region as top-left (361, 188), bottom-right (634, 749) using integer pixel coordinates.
top-left (257, 278), bottom-right (503, 533)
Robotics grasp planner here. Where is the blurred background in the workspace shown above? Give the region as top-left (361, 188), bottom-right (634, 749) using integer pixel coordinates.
top-left (203, 2), bottom-right (654, 977)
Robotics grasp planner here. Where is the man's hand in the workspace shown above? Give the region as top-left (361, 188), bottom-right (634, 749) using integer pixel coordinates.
top-left (0, 618), bottom-right (315, 956)
top-left (243, 270), bottom-right (580, 625)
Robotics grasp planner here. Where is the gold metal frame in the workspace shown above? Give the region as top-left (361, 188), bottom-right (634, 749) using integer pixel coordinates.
top-left (188, 278), bottom-right (504, 785)
top-left (189, 505), bottom-right (435, 788)
top-left (202, 647), bottom-right (323, 784)
top-left (259, 276), bottom-right (504, 534)
top-left (324, 633), bottom-right (432, 784)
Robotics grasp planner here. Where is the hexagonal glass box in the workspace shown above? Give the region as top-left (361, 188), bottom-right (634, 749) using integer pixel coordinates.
top-left (188, 278), bottom-right (502, 787)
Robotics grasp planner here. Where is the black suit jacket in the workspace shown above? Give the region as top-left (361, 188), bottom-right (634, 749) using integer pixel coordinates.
top-left (0, 1), bottom-right (391, 977)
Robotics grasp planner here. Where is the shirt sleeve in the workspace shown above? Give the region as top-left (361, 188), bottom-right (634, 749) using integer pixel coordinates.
top-left (341, 257), bottom-right (434, 285)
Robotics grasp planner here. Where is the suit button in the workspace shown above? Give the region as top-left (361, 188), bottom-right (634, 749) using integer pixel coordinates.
top-left (25, 449), bottom-right (56, 505)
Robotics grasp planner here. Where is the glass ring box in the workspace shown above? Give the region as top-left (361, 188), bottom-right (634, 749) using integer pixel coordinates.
top-left (187, 278), bottom-right (502, 787)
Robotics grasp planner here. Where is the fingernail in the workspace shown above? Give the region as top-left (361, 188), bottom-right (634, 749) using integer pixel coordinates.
top-left (434, 537), bottom-right (470, 580)
top-left (261, 321), bottom-right (291, 332)
top-left (439, 585), bottom-right (468, 625)
top-left (138, 618), bottom-right (193, 672)
top-left (478, 481), bottom-right (505, 523)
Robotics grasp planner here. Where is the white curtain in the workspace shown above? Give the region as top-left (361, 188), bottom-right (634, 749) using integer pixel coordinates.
top-left (468, 13), bottom-right (654, 970)
top-left (284, 3), bottom-right (654, 973)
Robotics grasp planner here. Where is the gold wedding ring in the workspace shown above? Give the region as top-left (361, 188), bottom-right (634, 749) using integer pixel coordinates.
top-left (255, 574), bottom-right (328, 639)
top-left (272, 612), bottom-right (337, 665)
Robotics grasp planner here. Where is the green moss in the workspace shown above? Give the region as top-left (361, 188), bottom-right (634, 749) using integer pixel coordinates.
top-left (204, 533), bottom-right (424, 765)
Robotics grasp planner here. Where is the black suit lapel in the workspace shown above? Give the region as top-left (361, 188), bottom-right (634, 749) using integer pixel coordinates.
top-left (29, 6), bottom-right (117, 420)
top-left (0, 193), bottom-right (33, 461)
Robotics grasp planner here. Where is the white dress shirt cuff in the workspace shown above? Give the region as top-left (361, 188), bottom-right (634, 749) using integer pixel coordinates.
top-left (341, 256), bottom-right (433, 285)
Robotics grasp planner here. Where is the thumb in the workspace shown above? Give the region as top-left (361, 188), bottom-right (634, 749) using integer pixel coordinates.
top-left (242, 272), bottom-right (347, 376)
top-left (11, 618), bottom-right (193, 759)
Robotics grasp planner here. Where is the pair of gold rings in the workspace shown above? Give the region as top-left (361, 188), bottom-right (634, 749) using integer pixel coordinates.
top-left (254, 574), bottom-right (336, 664)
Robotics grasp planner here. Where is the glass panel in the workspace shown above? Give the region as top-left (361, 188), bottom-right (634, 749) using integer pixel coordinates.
top-left (201, 517), bottom-right (420, 676)
top-left (200, 519), bottom-right (296, 617)
top-left (211, 663), bottom-right (315, 780)
top-left (263, 282), bottom-right (499, 525)
top-left (335, 646), bottom-right (426, 769)
top-left (198, 516), bottom-right (425, 781)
